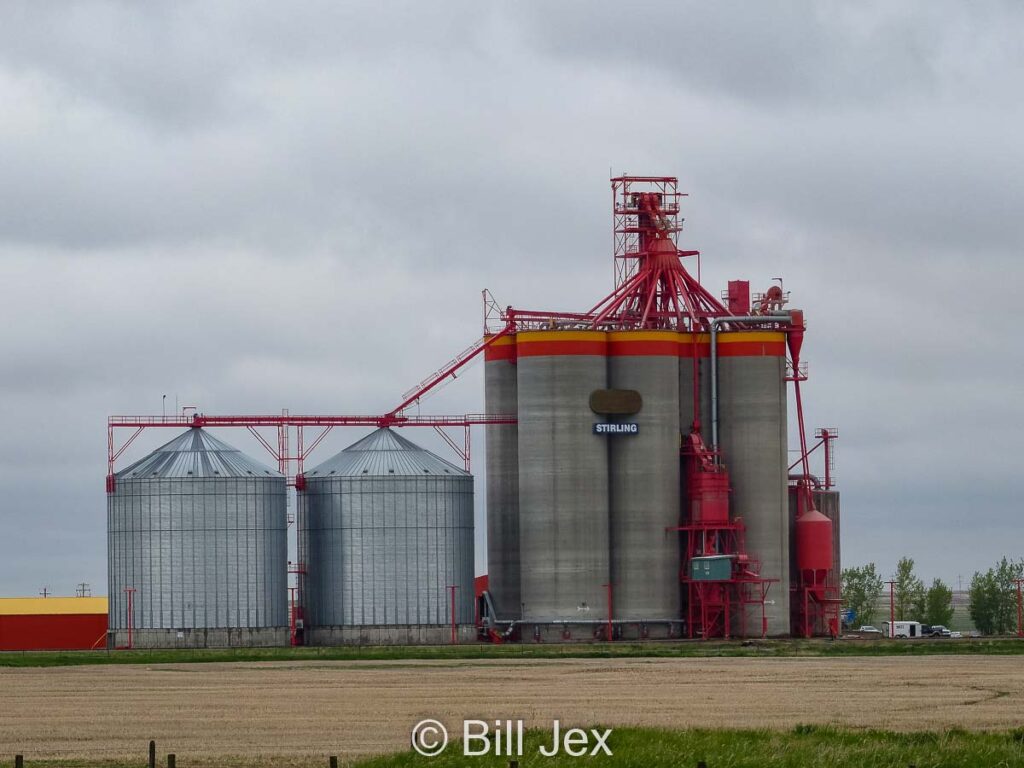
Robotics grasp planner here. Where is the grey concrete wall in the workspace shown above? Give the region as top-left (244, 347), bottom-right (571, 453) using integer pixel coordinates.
top-left (717, 353), bottom-right (789, 635)
top-left (485, 354), bottom-right (521, 619)
top-left (517, 336), bottom-right (610, 622)
top-left (517, 621), bottom-right (683, 642)
top-left (608, 342), bottom-right (681, 625)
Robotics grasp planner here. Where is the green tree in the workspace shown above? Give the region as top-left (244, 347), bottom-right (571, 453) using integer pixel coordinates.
top-left (892, 557), bottom-right (926, 621)
top-left (923, 578), bottom-right (954, 627)
top-left (970, 569), bottom-right (1001, 635)
top-left (969, 557), bottom-right (1024, 635)
top-left (841, 563), bottom-right (884, 627)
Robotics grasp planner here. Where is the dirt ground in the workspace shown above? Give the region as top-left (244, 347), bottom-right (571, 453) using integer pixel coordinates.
top-left (1, 656), bottom-right (1022, 763)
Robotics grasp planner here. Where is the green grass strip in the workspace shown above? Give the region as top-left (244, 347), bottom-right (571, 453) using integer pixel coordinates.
top-left (2, 637), bottom-right (1024, 668)
top-left (354, 725), bottom-right (1024, 768)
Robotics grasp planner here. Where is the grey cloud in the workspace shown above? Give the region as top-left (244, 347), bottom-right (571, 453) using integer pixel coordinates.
top-left (1, 1), bottom-right (1021, 595)
top-left (511, 1), bottom-right (1022, 107)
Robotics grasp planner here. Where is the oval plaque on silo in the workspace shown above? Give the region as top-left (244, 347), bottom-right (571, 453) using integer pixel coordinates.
top-left (589, 388), bottom-right (642, 415)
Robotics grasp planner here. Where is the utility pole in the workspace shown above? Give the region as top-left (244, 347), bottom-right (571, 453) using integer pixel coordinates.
top-left (39, 587), bottom-right (50, 598)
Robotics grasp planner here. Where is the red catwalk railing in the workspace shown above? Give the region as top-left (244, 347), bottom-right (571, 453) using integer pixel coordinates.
top-left (107, 412), bottom-right (516, 490)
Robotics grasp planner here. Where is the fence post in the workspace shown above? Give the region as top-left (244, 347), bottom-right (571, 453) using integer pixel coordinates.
top-left (167, 754), bottom-right (176, 768)
top-left (329, 757), bottom-right (338, 768)
top-left (149, 741), bottom-right (156, 768)
top-left (509, 761), bottom-right (520, 768)
top-left (698, 762), bottom-right (707, 768)
top-left (15, 756), bottom-right (24, 768)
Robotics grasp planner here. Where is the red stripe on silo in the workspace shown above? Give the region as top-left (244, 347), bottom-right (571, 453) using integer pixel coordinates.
top-left (716, 340), bottom-right (786, 357)
top-left (484, 344), bottom-right (517, 361)
top-left (484, 334), bottom-right (517, 361)
top-left (677, 335), bottom-right (786, 358)
top-left (608, 340), bottom-right (680, 356)
top-left (516, 341), bottom-right (607, 357)
top-left (509, 331), bottom-right (784, 357)
top-left (677, 342), bottom-right (710, 358)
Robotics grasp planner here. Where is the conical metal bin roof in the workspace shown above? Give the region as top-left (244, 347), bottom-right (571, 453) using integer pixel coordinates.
top-left (305, 427), bottom-right (469, 478)
top-left (116, 428), bottom-right (281, 479)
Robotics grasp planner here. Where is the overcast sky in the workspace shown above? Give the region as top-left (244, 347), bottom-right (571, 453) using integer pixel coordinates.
top-left (1, 1), bottom-right (1021, 597)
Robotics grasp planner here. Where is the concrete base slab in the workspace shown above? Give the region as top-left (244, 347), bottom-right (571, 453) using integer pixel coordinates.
top-left (107, 627), bottom-right (288, 649)
top-left (306, 624), bottom-right (477, 646)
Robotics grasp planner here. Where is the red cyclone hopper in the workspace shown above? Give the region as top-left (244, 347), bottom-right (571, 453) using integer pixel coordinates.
top-left (787, 309), bottom-right (805, 364)
top-left (796, 508), bottom-right (833, 578)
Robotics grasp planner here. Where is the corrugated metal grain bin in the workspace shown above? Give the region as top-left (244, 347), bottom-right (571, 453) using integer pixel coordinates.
top-left (107, 428), bottom-right (288, 648)
top-left (299, 428), bottom-right (475, 645)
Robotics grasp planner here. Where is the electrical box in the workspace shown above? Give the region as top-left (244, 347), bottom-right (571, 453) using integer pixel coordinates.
top-left (690, 555), bottom-right (734, 581)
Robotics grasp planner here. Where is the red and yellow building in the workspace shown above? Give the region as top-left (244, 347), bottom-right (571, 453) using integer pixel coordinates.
top-left (0, 597), bottom-right (108, 651)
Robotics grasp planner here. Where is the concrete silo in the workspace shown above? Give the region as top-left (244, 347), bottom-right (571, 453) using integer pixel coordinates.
top-left (298, 428), bottom-right (475, 645)
top-left (516, 330), bottom-right (610, 640)
top-left (107, 428), bottom-right (288, 648)
top-left (714, 331), bottom-right (790, 635)
top-left (607, 331), bottom-right (681, 638)
top-left (484, 333), bottom-right (521, 620)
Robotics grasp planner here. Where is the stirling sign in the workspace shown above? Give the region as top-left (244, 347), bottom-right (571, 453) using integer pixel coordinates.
top-left (593, 423), bottom-right (639, 435)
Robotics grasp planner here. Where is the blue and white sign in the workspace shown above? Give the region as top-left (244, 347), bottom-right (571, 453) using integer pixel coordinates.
top-left (593, 423), bottom-right (639, 435)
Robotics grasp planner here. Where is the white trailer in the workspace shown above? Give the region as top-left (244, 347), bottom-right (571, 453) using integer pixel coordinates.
top-left (883, 620), bottom-right (922, 639)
